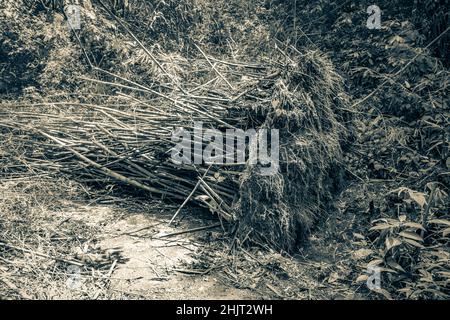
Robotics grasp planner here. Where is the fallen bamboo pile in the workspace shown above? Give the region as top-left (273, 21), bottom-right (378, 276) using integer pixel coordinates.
top-left (0, 45), bottom-right (352, 251)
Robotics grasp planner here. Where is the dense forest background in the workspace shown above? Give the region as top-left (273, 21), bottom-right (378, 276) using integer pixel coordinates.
top-left (0, 0), bottom-right (449, 299)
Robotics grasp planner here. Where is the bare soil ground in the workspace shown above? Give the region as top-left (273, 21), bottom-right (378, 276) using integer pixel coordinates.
top-left (0, 178), bottom-right (363, 300)
top-left (86, 205), bottom-right (258, 299)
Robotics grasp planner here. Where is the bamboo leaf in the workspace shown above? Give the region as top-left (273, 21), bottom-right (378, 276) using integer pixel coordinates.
top-left (399, 231), bottom-right (423, 242)
top-left (402, 222), bottom-right (426, 231)
top-left (402, 238), bottom-right (425, 249)
top-left (385, 237), bottom-right (402, 251)
top-left (429, 219), bottom-right (450, 227)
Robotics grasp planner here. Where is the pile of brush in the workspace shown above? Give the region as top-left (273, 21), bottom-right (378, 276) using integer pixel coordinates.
top-left (1, 48), bottom-right (351, 251)
top-left (0, 1), bottom-right (352, 252)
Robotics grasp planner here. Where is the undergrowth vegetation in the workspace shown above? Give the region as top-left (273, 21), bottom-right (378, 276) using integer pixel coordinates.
top-left (0, 0), bottom-right (448, 299)
top-left (272, 0), bottom-right (449, 299)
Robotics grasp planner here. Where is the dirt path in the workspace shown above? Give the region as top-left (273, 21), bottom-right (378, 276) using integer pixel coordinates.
top-left (55, 203), bottom-right (259, 299)
top-left (1, 180), bottom-right (362, 300)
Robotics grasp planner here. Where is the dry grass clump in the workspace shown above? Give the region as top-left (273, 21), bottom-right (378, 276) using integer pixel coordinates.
top-left (235, 50), bottom-right (350, 251)
top-left (122, 0), bottom-right (198, 50)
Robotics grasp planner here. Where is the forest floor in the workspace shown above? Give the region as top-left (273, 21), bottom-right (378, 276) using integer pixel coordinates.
top-left (1, 0), bottom-right (448, 300)
top-left (0, 178), bottom-right (364, 300)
